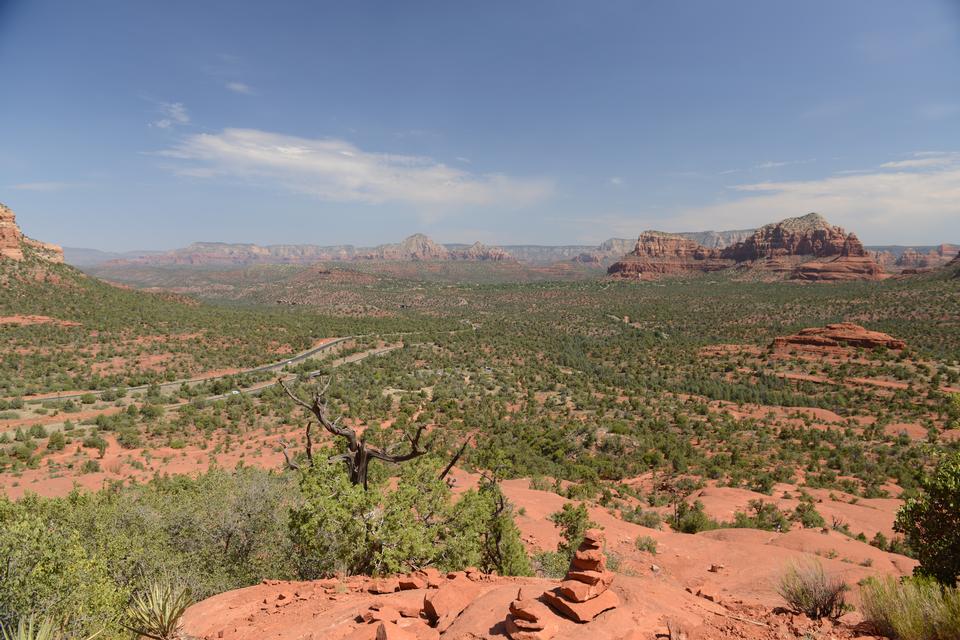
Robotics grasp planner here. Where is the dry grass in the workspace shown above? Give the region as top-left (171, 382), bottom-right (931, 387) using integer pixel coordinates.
top-left (777, 560), bottom-right (848, 620)
top-left (861, 575), bottom-right (960, 640)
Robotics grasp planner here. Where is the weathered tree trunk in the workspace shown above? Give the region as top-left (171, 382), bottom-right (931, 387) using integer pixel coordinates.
top-left (281, 379), bottom-right (427, 489)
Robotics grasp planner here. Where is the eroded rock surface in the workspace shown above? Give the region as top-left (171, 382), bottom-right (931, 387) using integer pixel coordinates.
top-left (608, 214), bottom-right (884, 281)
top-left (0, 203), bottom-right (63, 263)
top-left (772, 323), bottom-right (906, 353)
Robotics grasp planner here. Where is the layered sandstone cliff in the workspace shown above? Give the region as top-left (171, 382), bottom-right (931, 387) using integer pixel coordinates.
top-left (0, 203), bottom-right (64, 263)
top-left (720, 213), bottom-right (854, 262)
top-left (608, 213), bottom-right (884, 281)
top-left (606, 231), bottom-right (733, 279)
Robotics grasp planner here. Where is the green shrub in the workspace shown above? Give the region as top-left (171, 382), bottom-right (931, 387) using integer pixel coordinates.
top-left (533, 551), bottom-right (569, 579)
top-left (548, 503), bottom-right (596, 559)
top-left (44, 433), bottom-right (65, 452)
top-left (793, 502), bottom-right (826, 529)
top-left (777, 560), bottom-right (847, 620)
top-left (675, 500), bottom-right (719, 534)
top-left (733, 499), bottom-right (790, 532)
top-left (895, 450), bottom-right (960, 585)
top-left (635, 535), bottom-right (658, 554)
top-left (0, 501), bottom-right (122, 638)
top-left (290, 456), bottom-right (530, 578)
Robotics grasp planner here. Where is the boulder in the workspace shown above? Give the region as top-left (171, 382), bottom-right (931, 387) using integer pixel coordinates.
top-left (542, 588), bottom-right (620, 624)
top-left (422, 577), bottom-right (483, 632)
top-left (375, 621), bottom-right (417, 640)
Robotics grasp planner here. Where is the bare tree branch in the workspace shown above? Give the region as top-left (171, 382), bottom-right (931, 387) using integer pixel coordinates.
top-left (280, 377), bottom-right (429, 488)
top-left (439, 437), bottom-right (470, 481)
top-left (278, 439), bottom-right (300, 471)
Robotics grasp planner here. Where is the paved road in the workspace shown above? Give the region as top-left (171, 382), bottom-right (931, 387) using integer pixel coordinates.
top-left (206, 344), bottom-right (402, 400)
top-left (23, 336), bottom-right (354, 404)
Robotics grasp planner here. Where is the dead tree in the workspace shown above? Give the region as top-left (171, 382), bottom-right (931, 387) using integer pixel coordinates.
top-left (281, 378), bottom-right (427, 490)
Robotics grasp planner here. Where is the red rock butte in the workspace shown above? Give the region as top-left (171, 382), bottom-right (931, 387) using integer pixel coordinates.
top-left (772, 323), bottom-right (907, 353)
top-left (0, 202), bottom-right (63, 263)
top-left (607, 213), bottom-right (885, 281)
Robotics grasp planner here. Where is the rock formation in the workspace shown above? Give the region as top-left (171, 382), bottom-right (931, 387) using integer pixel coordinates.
top-left (606, 232), bottom-right (733, 279)
top-left (791, 233), bottom-right (884, 281)
top-left (608, 213), bottom-right (885, 281)
top-left (791, 255), bottom-right (884, 281)
top-left (357, 234), bottom-right (451, 261)
top-left (504, 589), bottom-right (559, 640)
top-left (541, 529), bottom-right (619, 623)
top-left (772, 323), bottom-right (906, 353)
top-left (0, 203), bottom-right (63, 263)
top-left (678, 228), bottom-right (755, 250)
top-left (98, 234), bottom-right (513, 267)
top-left (446, 241), bottom-right (513, 262)
top-left (720, 213), bottom-right (853, 262)
top-left (0, 203), bottom-right (23, 261)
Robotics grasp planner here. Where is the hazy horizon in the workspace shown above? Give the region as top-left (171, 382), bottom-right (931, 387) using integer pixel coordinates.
top-left (2, 1), bottom-right (960, 251)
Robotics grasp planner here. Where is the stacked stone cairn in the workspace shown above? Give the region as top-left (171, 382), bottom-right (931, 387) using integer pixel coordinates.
top-left (542, 528), bottom-right (619, 623)
top-left (504, 588), bottom-right (560, 640)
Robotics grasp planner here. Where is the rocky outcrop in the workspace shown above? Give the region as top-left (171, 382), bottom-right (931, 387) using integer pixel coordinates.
top-left (0, 203), bottom-right (24, 261)
top-left (678, 228), bottom-right (755, 250)
top-left (357, 234), bottom-right (450, 261)
top-left (606, 232), bottom-right (733, 279)
top-left (101, 234), bottom-right (513, 267)
top-left (720, 213), bottom-right (857, 262)
top-left (791, 255), bottom-right (884, 281)
top-left (608, 213), bottom-right (885, 281)
top-left (894, 244), bottom-right (959, 271)
top-left (0, 203), bottom-right (63, 263)
top-left (541, 529), bottom-right (619, 623)
top-left (447, 241), bottom-right (512, 262)
top-left (772, 323), bottom-right (906, 353)
top-left (791, 233), bottom-right (883, 281)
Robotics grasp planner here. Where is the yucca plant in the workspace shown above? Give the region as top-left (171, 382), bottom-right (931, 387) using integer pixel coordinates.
top-left (124, 582), bottom-right (193, 640)
top-left (0, 618), bottom-right (100, 640)
top-left (0, 617), bottom-right (57, 640)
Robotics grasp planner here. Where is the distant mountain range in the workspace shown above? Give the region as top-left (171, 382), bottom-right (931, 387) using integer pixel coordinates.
top-left (63, 228), bottom-right (764, 268)
top-left (61, 219), bottom-right (957, 271)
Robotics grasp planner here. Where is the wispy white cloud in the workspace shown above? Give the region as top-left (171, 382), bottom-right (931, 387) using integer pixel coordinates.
top-left (608, 176), bottom-right (623, 186)
top-left (677, 151), bottom-right (960, 242)
top-left (159, 128), bottom-right (553, 210)
top-left (753, 158), bottom-right (815, 170)
top-left (225, 81), bottom-right (253, 95)
top-left (566, 152), bottom-right (960, 244)
top-left (880, 151), bottom-right (960, 169)
top-left (150, 102), bottom-right (190, 129)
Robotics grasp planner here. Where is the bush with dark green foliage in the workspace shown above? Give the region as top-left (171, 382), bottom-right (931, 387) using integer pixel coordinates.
top-left (548, 503), bottom-right (595, 558)
top-left (289, 456), bottom-right (530, 578)
top-left (674, 500), bottom-right (720, 534)
top-left (793, 500), bottom-right (826, 529)
top-left (895, 450), bottom-right (960, 586)
top-left (732, 499), bottom-right (791, 532)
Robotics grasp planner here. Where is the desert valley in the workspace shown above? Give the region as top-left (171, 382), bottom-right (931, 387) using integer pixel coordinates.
top-left (3, 3), bottom-right (960, 639)
top-left (2, 200), bottom-right (959, 640)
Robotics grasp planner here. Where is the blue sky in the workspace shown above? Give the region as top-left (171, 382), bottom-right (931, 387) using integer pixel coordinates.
top-left (1, 0), bottom-right (959, 250)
